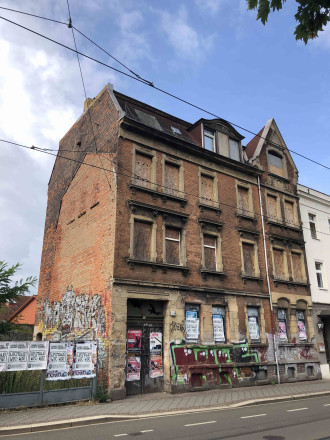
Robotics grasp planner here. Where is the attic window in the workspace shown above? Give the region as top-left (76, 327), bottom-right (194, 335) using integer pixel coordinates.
top-left (204, 128), bottom-right (215, 152)
top-left (134, 109), bottom-right (163, 131)
top-left (171, 126), bottom-right (181, 135)
top-left (268, 150), bottom-right (284, 177)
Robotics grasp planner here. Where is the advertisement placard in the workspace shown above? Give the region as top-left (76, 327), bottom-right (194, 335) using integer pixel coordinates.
top-left (185, 311), bottom-right (199, 341)
top-left (46, 342), bottom-right (73, 380)
top-left (248, 317), bottom-right (260, 340)
top-left (72, 341), bottom-right (97, 378)
top-left (150, 332), bottom-right (162, 353)
top-left (126, 356), bottom-right (141, 381)
top-left (0, 341), bottom-right (9, 372)
top-left (127, 330), bottom-right (142, 352)
top-left (278, 321), bottom-right (288, 340)
top-left (28, 341), bottom-right (49, 370)
top-left (150, 355), bottom-right (163, 378)
top-left (6, 342), bottom-right (29, 371)
top-left (213, 315), bottom-right (225, 342)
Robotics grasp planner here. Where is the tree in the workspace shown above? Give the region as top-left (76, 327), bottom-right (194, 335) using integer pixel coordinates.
top-left (0, 261), bottom-right (37, 335)
top-left (247, 1), bottom-right (330, 44)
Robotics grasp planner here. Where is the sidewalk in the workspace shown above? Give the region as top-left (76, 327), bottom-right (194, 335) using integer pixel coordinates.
top-left (2, 380), bottom-right (330, 434)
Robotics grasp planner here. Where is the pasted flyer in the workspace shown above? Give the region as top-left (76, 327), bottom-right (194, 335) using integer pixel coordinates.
top-left (46, 342), bottom-right (73, 380)
top-left (150, 355), bottom-right (163, 378)
top-left (126, 356), bottom-right (141, 381)
top-left (0, 341), bottom-right (9, 372)
top-left (150, 332), bottom-right (162, 353)
top-left (28, 341), bottom-right (49, 370)
top-left (6, 341), bottom-right (29, 371)
top-left (72, 341), bottom-right (97, 378)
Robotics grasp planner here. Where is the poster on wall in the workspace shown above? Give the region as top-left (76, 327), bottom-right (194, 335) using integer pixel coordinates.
top-left (127, 330), bottom-right (142, 352)
top-left (72, 341), bottom-right (97, 378)
top-left (248, 317), bottom-right (260, 340)
top-left (46, 342), bottom-right (74, 380)
top-left (278, 322), bottom-right (288, 340)
top-left (6, 341), bottom-right (29, 371)
top-left (150, 332), bottom-right (162, 353)
top-left (213, 315), bottom-right (225, 342)
top-left (297, 320), bottom-right (307, 340)
top-left (185, 311), bottom-right (199, 341)
top-left (149, 355), bottom-right (163, 378)
top-left (126, 356), bottom-right (141, 381)
top-left (28, 341), bottom-right (49, 370)
top-left (0, 341), bottom-right (9, 372)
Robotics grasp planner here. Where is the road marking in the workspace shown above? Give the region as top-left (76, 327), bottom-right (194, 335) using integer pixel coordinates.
top-left (114, 434), bottom-right (128, 437)
top-left (286, 408), bottom-right (308, 412)
top-left (324, 404), bottom-right (330, 407)
top-left (184, 421), bottom-right (217, 427)
top-left (240, 414), bottom-right (267, 419)
top-left (141, 430), bottom-right (154, 433)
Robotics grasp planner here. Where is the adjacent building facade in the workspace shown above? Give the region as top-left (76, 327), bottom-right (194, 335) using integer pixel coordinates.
top-left (298, 184), bottom-right (330, 378)
top-left (35, 84), bottom-right (320, 399)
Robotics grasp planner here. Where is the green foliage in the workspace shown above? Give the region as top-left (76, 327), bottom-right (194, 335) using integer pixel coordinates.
top-left (0, 260), bottom-right (37, 335)
top-left (247, 0), bottom-right (330, 44)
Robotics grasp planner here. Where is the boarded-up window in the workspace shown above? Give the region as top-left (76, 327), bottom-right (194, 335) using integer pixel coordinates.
top-left (267, 195), bottom-right (278, 220)
top-left (242, 242), bottom-right (255, 276)
top-left (135, 152), bottom-right (152, 188)
top-left (268, 151), bottom-right (284, 177)
top-left (285, 201), bottom-right (295, 225)
top-left (133, 220), bottom-right (152, 260)
top-left (238, 186), bottom-right (250, 216)
top-left (165, 227), bottom-right (181, 265)
top-left (273, 248), bottom-right (285, 279)
top-left (292, 252), bottom-right (303, 282)
top-left (204, 234), bottom-right (217, 270)
top-left (164, 162), bottom-right (180, 196)
top-left (201, 174), bottom-right (214, 205)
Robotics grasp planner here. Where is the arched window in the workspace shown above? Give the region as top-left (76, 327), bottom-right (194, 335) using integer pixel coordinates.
top-left (268, 150), bottom-right (284, 177)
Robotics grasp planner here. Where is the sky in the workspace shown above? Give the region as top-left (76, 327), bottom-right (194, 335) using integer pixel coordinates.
top-left (0, 0), bottom-right (329, 286)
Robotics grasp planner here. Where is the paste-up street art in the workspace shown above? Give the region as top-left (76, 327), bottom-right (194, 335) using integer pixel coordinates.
top-left (38, 288), bottom-right (106, 340)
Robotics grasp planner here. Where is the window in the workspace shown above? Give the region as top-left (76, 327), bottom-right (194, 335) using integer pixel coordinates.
top-left (291, 252), bottom-right (305, 283)
top-left (315, 262), bottom-right (324, 288)
top-left (212, 306), bottom-right (226, 343)
top-left (284, 200), bottom-right (296, 226)
top-left (242, 242), bottom-right (257, 276)
top-left (200, 173), bottom-right (216, 206)
top-left (171, 126), bottom-right (181, 135)
top-left (268, 151), bottom-right (284, 177)
top-left (308, 213), bottom-right (317, 239)
top-left (164, 162), bottom-right (180, 196)
top-left (229, 139), bottom-right (240, 161)
top-left (185, 304), bottom-right (200, 342)
top-left (296, 310), bottom-right (307, 341)
top-left (133, 220), bottom-right (152, 261)
top-left (273, 247), bottom-right (286, 279)
top-left (165, 227), bottom-right (181, 265)
top-left (204, 128), bottom-right (215, 152)
top-left (328, 219), bottom-right (330, 233)
top-left (277, 309), bottom-right (288, 341)
top-left (203, 235), bottom-right (217, 271)
top-left (247, 307), bottom-right (260, 341)
top-left (237, 186), bottom-right (250, 216)
top-left (267, 194), bottom-right (279, 221)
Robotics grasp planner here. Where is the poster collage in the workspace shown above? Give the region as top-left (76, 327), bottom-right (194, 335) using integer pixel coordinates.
top-left (126, 330), bottom-right (163, 381)
top-left (0, 341), bottom-right (98, 380)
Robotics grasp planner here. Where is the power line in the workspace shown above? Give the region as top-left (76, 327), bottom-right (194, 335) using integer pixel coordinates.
top-left (0, 13), bottom-right (329, 172)
top-left (0, 5), bottom-right (67, 25)
top-left (1, 137), bottom-right (329, 238)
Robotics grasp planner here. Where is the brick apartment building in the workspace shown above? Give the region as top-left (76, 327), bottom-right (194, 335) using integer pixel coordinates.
top-left (35, 84), bottom-right (320, 399)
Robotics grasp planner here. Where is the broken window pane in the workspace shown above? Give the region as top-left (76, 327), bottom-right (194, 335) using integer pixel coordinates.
top-left (164, 162), bottom-right (180, 196)
top-left (165, 227), bottom-right (181, 265)
top-left (243, 242), bottom-right (255, 276)
top-left (133, 220), bottom-right (152, 261)
top-left (135, 152), bottom-right (152, 188)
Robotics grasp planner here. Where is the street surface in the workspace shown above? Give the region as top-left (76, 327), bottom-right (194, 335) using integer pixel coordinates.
top-left (1, 395), bottom-right (330, 439)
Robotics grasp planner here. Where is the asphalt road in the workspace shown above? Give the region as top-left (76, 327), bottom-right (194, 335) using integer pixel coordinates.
top-left (2, 395), bottom-right (330, 440)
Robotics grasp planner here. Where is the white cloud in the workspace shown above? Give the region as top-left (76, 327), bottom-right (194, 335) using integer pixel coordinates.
top-left (158, 7), bottom-right (216, 61)
top-left (195, 0), bottom-right (224, 14)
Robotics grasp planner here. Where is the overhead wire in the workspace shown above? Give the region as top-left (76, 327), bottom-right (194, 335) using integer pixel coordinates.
top-left (1, 137), bottom-right (329, 238)
top-left (0, 12), bottom-right (329, 172)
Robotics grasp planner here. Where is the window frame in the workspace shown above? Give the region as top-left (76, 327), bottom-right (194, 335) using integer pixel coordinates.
top-left (185, 304), bottom-right (200, 343)
top-left (212, 305), bottom-right (226, 343)
top-left (267, 149), bottom-right (285, 177)
top-left (162, 222), bottom-right (186, 266)
top-left (161, 154), bottom-right (185, 198)
top-left (236, 181), bottom-right (254, 218)
top-left (247, 306), bottom-right (260, 342)
top-left (308, 213), bottom-right (318, 239)
top-left (283, 198), bottom-right (299, 227)
top-left (277, 308), bottom-right (289, 342)
top-left (202, 232), bottom-right (223, 272)
top-left (198, 168), bottom-right (219, 208)
top-left (266, 192), bottom-right (281, 222)
top-left (229, 138), bottom-right (240, 161)
top-left (240, 239), bottom-right (260, 278)
top-left (290, 250), bottom-right (307, 283)
top-left (271, 245), bottom-right (289, 281)
top-left (203, 128), bottom-right (216, 152)
top-left (129, 214), bottom-right (157, 262)
top-left (315, 261), bottom-right (326, 289)
top-left (296, 310), bottom-right (307, 341)
top-left (132, 144), bottom-right (157, 190)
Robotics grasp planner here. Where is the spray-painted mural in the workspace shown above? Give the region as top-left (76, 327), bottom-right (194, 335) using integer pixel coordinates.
top-left (38, 287), bottom-right (106, 341)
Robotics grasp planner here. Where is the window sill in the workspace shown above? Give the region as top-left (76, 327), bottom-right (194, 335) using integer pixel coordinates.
top-left (198, 203), bottom-right (221, 216)
top-left (200, 269), bottom-right (226, 280)
top-left (236, 211), bottom-right (257, 222)
top-left (127, 258), bottom-right (190, 276)
top-left (268, 172), bottom-right (290, 184)
top-left (267, 218), bottom-right (284, 227)
top-left (273, 278), bottom-right (310, 290)
top-left (130, 184), bottom-right (187, 208)
top-left (284, 223), bottom-right (302, 232)
top-left (241, 275), bottom-right (263, 285)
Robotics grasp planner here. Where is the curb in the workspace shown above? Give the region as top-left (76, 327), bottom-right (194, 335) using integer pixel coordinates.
top-left (1, 390), bottom-right (330, 436)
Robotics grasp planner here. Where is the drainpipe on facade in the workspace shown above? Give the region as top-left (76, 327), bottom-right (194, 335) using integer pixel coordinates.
top-left (257, 176), bottom-right (281, 384)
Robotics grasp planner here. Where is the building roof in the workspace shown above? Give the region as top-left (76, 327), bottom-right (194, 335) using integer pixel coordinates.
top-left (0, 295), bottom-right (36, 323)
top-left (245, 127), bottom-right (264, 159)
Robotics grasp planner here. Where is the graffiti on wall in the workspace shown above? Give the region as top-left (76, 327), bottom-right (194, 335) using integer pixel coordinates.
top-left (39, 288), bottom-right (106, 340)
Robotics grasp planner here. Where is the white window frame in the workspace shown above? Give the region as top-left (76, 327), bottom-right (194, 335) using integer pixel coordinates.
top-left (203, 128), bottom-right (216, 152)
top-left (315, 261), bottom-right (327, 290)
top-left (308, 213), bottom-right (318, 239)
top-left (165, 227), bottom-right (181, 265)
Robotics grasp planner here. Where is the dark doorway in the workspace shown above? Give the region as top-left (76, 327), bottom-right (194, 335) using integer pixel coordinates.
top-left (126, 299), bottom-right (164, 396)
top-left (322, 316), bottom-right (330, 363)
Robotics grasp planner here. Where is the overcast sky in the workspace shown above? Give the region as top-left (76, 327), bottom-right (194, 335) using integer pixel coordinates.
top-left (0, 0), bottom-right (329, 287)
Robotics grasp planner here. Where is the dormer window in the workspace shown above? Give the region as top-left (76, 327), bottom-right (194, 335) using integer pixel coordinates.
top-left (268, 151), bottom-right (284, 177)
top-left (203, 128), bottom-right (215, 152)
top-left (229, 139), bottom-right (240, 161)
